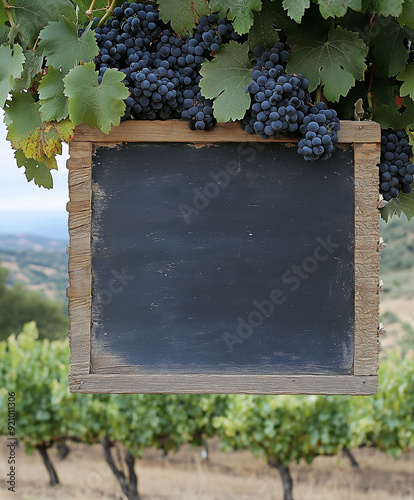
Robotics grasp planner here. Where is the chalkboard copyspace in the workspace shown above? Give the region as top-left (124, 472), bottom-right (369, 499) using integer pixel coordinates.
top-left (91, 142), bottom-right (355, 375)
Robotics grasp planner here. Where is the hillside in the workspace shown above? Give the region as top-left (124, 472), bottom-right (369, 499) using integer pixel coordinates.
top-left (379, 217), bottom-right (414, 299)
top-left (378, 217), bottom-right (414, 355)
top-left (0, 234), bottom-right (68, 253)
top-left (0, 234), bottom-right (68, 304)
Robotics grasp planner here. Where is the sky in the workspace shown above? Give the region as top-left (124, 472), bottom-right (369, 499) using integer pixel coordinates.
top-left (0, 116), bottom-right (70, 241)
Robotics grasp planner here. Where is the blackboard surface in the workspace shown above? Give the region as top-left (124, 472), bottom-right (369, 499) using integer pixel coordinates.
top-left (91, 142), bottom-right (355, 375)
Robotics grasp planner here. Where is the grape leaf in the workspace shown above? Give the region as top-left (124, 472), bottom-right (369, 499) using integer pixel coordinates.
top-left (248, 0), bottom-right (281, 50)
top-left (397, 63), bottom-right (414, 99)
top-left (369, 18), bottom-right (414, 77)
top-left (4, 91), bottom-right (43, 138)
top-left (380, 190), bottom-right (414, 221)
top-left (287, 26), bottom-right (366, 102)
top-left (4, 91), bottom-right (74, 169)
top-left (14, 49), bottom-right (43, 91)
top-left (39, 67), bottom-right (69, 122)
top-left (39, 17), bottom-right (99, 75)
top-left (22, 119), bottom-right (74, 167)
top-left (282, 0), bottom-right (310, 23)
top-left (0, 6), bottom-right (8, 27)
top-left (399, 0), bottom-right (414, 28)
top-left (318, 0), bottom-right (362, 19)
top-left (0, 44), bottom-right (25, 108)
top-left (13, 0), bottom-right (76, 46)
top-left (371, 98), bottom-right (414, 130)
top-left (200, 41), bottom-right (252, 122)
top-left (0, 26), bottom-right (8, 45)
top-left (266, 0), bottom-right (298, 34)
top-left (15, 150), bottom-right (53, 189)
top-left (158, 0), bottom-right (210, 35)
top-left (63, 62), bottom-right (129, 134)
top-left (209, 0), bottom-right (262, 34)
top-left (370, 76), bottom-right (396, 107)
top-left (376, 0), bottom-right (404, 17)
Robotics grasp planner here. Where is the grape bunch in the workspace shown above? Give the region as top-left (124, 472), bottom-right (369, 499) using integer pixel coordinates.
top-left (297, 103), bottom-right (340, 161)
top-left (241, 43), bottom-right (310, 138)
top-left (127, 66), bottom-right (181, 120)
top-left (379, 129), bottom-right (414, 200)
top-left (94, 3), bottom-right (161, 77)
top-left (182, 98), bottom-right (215, 130)
top-left (190, 14), bottom-right (239, 55)
top-left (94, 2), bottom-right (237, 127)
top-left (176, 15), bottom-right (237, 129)
top-left (242, 43), bottom-right (340, 160)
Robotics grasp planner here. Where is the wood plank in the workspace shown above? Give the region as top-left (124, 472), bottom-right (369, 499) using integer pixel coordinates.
top-left (353, 142), bottom-right (380, 376)
top-left (69, 373), bottom-right (377, 395)
top-left (67, 142), bottom-right (93, 376)
top-left (72, 120), bottom-right (381, 144)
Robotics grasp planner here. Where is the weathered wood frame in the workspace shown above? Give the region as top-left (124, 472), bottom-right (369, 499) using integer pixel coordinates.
top-left (67, 120), bottom-right (380, 395)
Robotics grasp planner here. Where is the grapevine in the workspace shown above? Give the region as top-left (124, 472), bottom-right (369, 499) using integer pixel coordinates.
top-left (0, 0), bottom-right (413, 221)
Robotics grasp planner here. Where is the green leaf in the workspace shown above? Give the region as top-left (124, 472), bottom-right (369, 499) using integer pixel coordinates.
top-left (287, 26), bottom-right (366, 102)
top-left (370, 76), bottom-right (397, 107)
top-left (15, 150), bottom-right (53, 189)
top-left (39, 17), bottom-right (99, 75)
top-left (0, 6), bottom-right (8, 26)
top-left (14, 49), bottom-right (43, 91)
top-left (209, 0), bottom-right (262, 34)
top-left (0, 44), bottom-right (25, 108)
top-left (318, 0), bottom-right (362, 18)
top-left (399, 0), bottom-right (414, 28)
top-left (248, 0), bottom-right (280, 49)
top-left (63, 62), bottom-right (129, 134)
top-left (376, 0), bottom-right (404, 17)
top-left (0, 25), bottom-right (9, 44)
top-left (39, 67), bottom-right (69, 122)
top-left (4, 91), bottom-right (43, 139)
top-left (380, 190), bottom-right (414, 221)
top-left (13, 0), bottom-right (76, 46)
top-left (4, 91), bottom-right (74, 169)
top-left (369, 18), bottom-right (414, 77)
top-left (371, 98), bottom-right (414, 130)
top-left (200, 41), bottom-right (252, 122)
top-left (282, 0), bottom-right (310, 23)
top-left (158, 0), bottom-right (210, 35)
top-left (397, 63), bottom-right (414, 99)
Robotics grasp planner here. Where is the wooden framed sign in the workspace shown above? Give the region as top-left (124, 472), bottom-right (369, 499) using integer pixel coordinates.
top-left (67, 120), bottom-right (380, 395)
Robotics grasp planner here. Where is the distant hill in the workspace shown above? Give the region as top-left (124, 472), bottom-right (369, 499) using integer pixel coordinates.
top-left (0, 234), bottom-right (68, 253)
top-left (379, 217), bottom-right (414, 300)
top-left (0, 234), bottom-right (68, 304)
